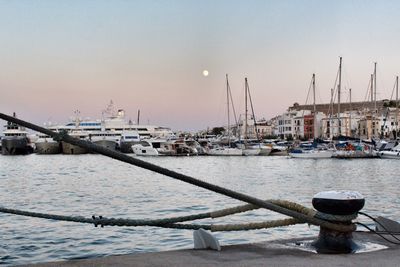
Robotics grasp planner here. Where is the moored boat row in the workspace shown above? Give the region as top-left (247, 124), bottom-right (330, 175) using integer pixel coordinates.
top-left (288, 139), bottom-right (400, 159)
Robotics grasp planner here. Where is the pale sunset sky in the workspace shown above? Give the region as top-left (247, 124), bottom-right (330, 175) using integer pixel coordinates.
top-left (1, 0), bottom-right (400, 131)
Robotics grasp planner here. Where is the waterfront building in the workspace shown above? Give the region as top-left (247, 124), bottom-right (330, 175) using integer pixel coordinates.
top-left (274, 110), bottom-right (312, 140)
top-left (358, 114), bottom-right (382, 140)
top-left (254, 119), bottom-right (275, 138)
top-left (321, 113), bottom-right (351, 139)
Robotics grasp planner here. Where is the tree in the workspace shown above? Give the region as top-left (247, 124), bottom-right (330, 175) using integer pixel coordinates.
top-left (211, 127), bottom-right (225, 136)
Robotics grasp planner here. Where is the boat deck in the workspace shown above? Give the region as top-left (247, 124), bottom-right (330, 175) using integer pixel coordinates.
top-left (23, 232), bottom-right (400, 267)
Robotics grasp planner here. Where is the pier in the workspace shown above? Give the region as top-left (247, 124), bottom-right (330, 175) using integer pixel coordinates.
top-left (22, 232), bottom-right (400, 266)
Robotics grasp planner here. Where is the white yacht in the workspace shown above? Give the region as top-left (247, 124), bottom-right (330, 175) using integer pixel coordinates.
top-left (119, 130), bottom-right (141, 153)
top-left (47, 102), bottom-right (174, 153)
top-left (2, 113), bottom-right (33, 155)
top-left (379, 144), bottom-right (400, 159)
top-left (132, 139), bottom-right (168, 156)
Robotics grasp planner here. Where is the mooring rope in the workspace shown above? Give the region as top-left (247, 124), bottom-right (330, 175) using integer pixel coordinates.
top-left (0, 112), bottom-right (356, 232)
top-left (0, 206), bottom-right (305, 231)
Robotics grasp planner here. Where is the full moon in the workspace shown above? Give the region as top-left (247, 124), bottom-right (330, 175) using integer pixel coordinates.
top-left (202, 70), bottom-right (209, 77)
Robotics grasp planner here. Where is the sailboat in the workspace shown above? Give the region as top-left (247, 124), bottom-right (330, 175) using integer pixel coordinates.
top-left (289, 73), bottom-right (335, 159)
top-left (379, 76), bottom-right (400, 159)
top-left (235, 78), bottom-right (272, 156)
top-left (208, 75), bottom-right (243, 156)
top-left (332, 62), bottom-right (380, 159)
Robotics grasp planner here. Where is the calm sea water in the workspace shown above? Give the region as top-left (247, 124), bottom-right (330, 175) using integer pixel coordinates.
top-left (1, 154), bottom-right (399, 266)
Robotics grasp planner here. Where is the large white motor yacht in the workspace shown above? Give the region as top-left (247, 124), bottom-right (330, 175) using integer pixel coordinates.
top-left (2, 113), bottom-right (33, 155)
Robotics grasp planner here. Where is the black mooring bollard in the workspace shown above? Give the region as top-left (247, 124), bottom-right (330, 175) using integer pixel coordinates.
top-left (311, 191), bottom-right (365, 254)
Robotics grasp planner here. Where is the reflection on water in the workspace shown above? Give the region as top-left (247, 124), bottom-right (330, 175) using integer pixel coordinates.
top-left (0, 155), bottom-right (399, 265)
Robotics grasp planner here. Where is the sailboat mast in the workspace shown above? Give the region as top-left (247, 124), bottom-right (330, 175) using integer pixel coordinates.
top-left (370, 74), bottom-right (373, 102)
top-left (244, 78), bottom-right (248, 143)
top-left (374, 62), bottom-right (377, 113)
top-left (349, 88), bottom-right (352, 137)
top-left (338, 56), bottom-right (342, 136)
top-left (396, 76), bottom-right (399, 139)
top-left (312, 73), bottom-right (316, 139)
top-left (226, 74), bottom-right (231, 146)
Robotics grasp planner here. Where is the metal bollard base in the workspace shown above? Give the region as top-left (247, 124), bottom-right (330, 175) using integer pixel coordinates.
top-left (312, 226), bottom-right (359, 254)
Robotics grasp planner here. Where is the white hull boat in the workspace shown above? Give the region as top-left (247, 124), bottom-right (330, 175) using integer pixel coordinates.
top-left (208, 147), bottom-right (243, 156)
top-left (289, 149), bottom-right (334, 159)
top-left (242, 148), bottom-right (261, 156)
top-left (379, 144), bottom-right (400, 159)
top-left (379, 151), bottom-right (400, 159)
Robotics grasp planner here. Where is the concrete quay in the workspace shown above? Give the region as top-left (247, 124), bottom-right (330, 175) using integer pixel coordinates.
top-left (20, 231), bottom-right (400, 267)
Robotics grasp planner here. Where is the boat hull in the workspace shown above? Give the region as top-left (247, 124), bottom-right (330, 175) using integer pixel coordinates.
top-left (270, 149), bottom-right (288, 156)
top-left (93, 140), bottom-right (118, 151)
top-left (61, 141), bottom-right (88, 155)
top-left (35, 141), bottom-right (61, 154)
top-left (208, 148), bottom-right (243, 156)
top-left (379, 151), bottom-right (400, 159)
top-left (289, 150), bottom-right (334, 159)
top-left (1, 137), bottom-right (32, 155)
top-left (332, 150), bottom-right (378, 159)
top-left (242, 148), bottom-right (261, 156)
top-left (120, 141), bottom-right (141, 153)
top-left (132, 145), bottom-right (159, 156)
top-left (258, 147), bottom-right (272, 156)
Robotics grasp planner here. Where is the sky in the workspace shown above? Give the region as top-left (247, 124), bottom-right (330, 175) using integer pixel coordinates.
top-left (1, 0), bottom-right (400, 131)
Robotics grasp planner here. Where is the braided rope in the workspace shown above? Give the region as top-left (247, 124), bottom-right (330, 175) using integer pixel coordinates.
top-left (0, 206), bottom-right (303, 231)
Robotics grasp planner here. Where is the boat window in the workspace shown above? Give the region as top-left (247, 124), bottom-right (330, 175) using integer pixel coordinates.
top-left (140, 141), bottom-right (150, 146)
top-left (152, 142), bottom-right (161, 148)
top-left (125, 136), bottom-right (139, 139)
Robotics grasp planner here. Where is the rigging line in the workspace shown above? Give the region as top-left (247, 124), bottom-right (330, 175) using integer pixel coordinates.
top-left (246, 79), bottom-right (261, 142)
top-left (376, 64), bottom-right (387, 100)
top-left (302, 75), bottom-right (313, 118)
top-left (343, 65), bottom-right (352, 95)
top-left (381, 78), bottom-right (397, 131)
top-left (356, 222), bottom-right (400, 245)
top-left (390, 77), bottom-right (397, 101)
top-left (363, 77), bottom-right (372, 103)
top-left (328, 67), bottom-right (340, 118)
top-left (228, 77), bottom-right (239, 133)
top-left (0, 112), bottom-right (354, 233)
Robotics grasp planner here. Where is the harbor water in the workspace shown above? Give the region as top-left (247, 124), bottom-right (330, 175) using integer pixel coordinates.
top-left (1, 155), bottom-right (399, 265)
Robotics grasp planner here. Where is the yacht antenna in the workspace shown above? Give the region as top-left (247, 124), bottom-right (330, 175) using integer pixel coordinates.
top-left (137, 109), bottom-right (140, 125)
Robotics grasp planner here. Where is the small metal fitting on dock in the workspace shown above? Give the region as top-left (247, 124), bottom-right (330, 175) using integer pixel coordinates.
top-left (311, 191), bottom-right (365, 254)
